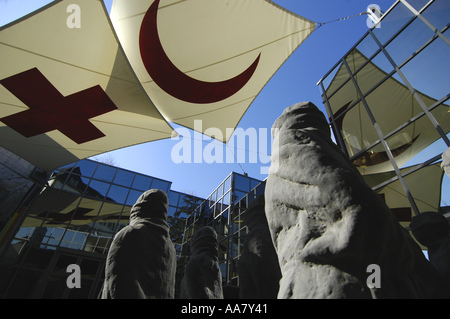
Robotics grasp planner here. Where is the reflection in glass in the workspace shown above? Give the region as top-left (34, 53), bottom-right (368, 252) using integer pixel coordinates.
top-left (372, 2), bottom-right (415, 45)
top-left (72, 161), bottom-right (97, 177)
top-left (234, 174), bottom-right (250, 192)
top-left (150, 178), bottom-right (170, 193)
top-left (356, 33), bottom-right (380, 60)
top-left (93, 164), bottom-right (116, 183)
top-left (421, 0), bottom-right (450, 31)
top-left (399, 35), bottom-right (450, 100)
top-left (132, 175), bottom-right (152, 191)
top-left (126, 189), bottom-right (142, 206)
top-left (322, 61), bottom-right (349, 98)
top-left (168, 191), bottom-right (180, 207)
top-left (404, 0), bottom-right (429, 12)
top-left (355, 52), bottom-right (393, 95)
top-left (385, 117), bottom-right (441, 169)
top-left (87, 180), bottom-right (109, 199)
top-left (385, 17), bottom-right (434, 67)
top-left (106, 185), bottom-right (129, 204)
top-left (113, 169), bottom-right (134, 187)
top-left (365, 75), bottom-right (422, 136)
top-left (223, 175), bottom-right (231, 192)
top-left (327, 78), bottom-right (360, 116)
top-left (429, 101), bottom-right (450, 138)
top-left (331, 100), bottom-right (379, 159)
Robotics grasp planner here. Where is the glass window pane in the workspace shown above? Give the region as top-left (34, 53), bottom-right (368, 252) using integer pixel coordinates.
top-left (346, 49), bottom-right (369, 75)
top-left (87, 180), bottom-right (109, 199)
top-left (106, 185), bottom-right (129, 204)
top-left (372, 2), bottom-right (415, 45)
top-left (250, 179), bottom-right (260, 191)
top-left (405, 0), bottom-right (429, 12)
top-left (126, 190), bottom-right (142, 206)
top-left (93, 164), bottom-right (116, 183)
top-left (168, 191), bottom-right (180, 207)
top-left (223, 175), bottom-right (231, 192)
top-left (132, 175), bottom-right (152, 191)
top-left (335, 101), bottom-right (379, 158)
top-left (73, 160), bottom-right (98, 177)
top-left (364, 74), bottom-right (422, 136)
top-left (355, 52), bottom-right (393, 95)
top-left (327, 78), bottom-right (361, 117)
top-left (323, 61), bottom-right (349, 98)
top-left (430, 99), bottom-right (450, 137)
top-left (55, 162), bottom-right (75, 173)
top-left (385, 17), bottom-right (435, 67)
top-left (399, 35), bottom-right (450, 101)
top-left (234, 174), bottom-right (250, 192)
top-left (113, 170), bottom-right (134, 187)
top-left (387, 117), bottom-right (442, 169)
top-left (421, 0), bottom-right (450, 31)
top-left (356, 33), bottom-right (380, 60)
top-left (150, 179), bottom-right (170, 193)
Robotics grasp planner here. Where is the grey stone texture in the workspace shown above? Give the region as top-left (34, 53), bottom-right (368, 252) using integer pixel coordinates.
top-left (180, 226), bottom-right (223, 299)
top-left (410, 211), bottom-right (450, 285)
top-left (239, 195), bottom-right (281, 298)
top-left (443, 148), bottom-right (450, 179)
top-left (102, 189), bottom-right (176, 299)
top-left (265, 102), bottom-right (450, 299)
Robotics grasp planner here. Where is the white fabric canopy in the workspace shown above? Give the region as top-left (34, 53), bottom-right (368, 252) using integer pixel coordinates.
top-left (0, 0), bottom-right (174, 171)
top-left (0, 0), bottom-right (316, 171)
top-left (111, 0), bottom-right (316, 142)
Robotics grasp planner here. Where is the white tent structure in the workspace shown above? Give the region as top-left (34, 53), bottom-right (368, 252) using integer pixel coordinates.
top-left (0, 0), bottom-right (316, 171)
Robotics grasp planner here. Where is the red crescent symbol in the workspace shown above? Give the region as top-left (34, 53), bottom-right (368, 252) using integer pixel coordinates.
top-left (139, 0), bottom-right (261, 104)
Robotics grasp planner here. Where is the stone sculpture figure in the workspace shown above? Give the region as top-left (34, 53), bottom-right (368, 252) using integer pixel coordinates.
top-left (264, 101), bottom-right (450, 298)
top-left (102, 189), bottom-right (176, 299)
top-left (180, 226), bottom-right (223, 299)
top-left (239, 195), bottom-right (281, 299)
top-left (410, 211), bottom-right (450, 286)
top-left (443, 148), bottom-right (450, 179)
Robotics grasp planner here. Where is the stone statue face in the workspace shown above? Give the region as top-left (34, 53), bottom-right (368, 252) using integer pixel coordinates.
top-left (130, 189), bottom-right (169, 222)
top-left (190, 226), bottom-right (218, 257)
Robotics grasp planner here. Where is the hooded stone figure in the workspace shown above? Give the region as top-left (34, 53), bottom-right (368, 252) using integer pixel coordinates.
top-left (264, 102), bottom-right (450, 299)
top-left (102, 189), bottom-right (176, 299)
top-left (238, 195), bottom-right (281, 299)
top-left (410, 211), bottom-right (450, 286)
top-left (180, 226), bottom-right (223, 299)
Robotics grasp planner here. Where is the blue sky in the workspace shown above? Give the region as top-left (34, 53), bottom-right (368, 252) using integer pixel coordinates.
top-left (1, 0), bottom-right (448, 205)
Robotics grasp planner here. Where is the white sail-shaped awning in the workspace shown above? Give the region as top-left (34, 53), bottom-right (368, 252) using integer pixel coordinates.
top-left (0, 0), bottom-right (316, 171)
top-left (0, 0), bottom-right (174, 172)
top-left (111, 0), bottom-right (316, 142)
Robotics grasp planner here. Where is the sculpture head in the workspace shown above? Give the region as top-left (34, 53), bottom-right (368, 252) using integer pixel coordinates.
top-left (243, 195), bottom-right (267, 231)
top-left (410, 211), bottom-right (450, 247)
top-left (129, 189), bottom-right (169, 223)
top-left (272, 101), bottom-right (332, 144)
top-left (190, 226), bottom-right (219, 258)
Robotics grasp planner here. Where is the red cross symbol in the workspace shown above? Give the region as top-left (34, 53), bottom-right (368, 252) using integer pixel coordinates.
top-left (0, 68), bottom-right (117, 144)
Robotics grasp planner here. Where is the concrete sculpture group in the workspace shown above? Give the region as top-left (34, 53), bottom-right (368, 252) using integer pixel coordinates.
top-left (102, 102), bottom-right (450, 299)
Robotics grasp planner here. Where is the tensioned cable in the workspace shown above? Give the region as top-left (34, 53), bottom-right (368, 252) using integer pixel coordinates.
top-left (316, 11), bottom-right (370, 29)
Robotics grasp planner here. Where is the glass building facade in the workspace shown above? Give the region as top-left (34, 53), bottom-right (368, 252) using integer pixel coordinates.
top-left (0, 159), bottom-right (204, 298)
top-left (1, 0), bottom-right (449, 300)
top-left (178, 172), bottom-right (265, 288)
top-left (317, 0), bottom-right (450, 232)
